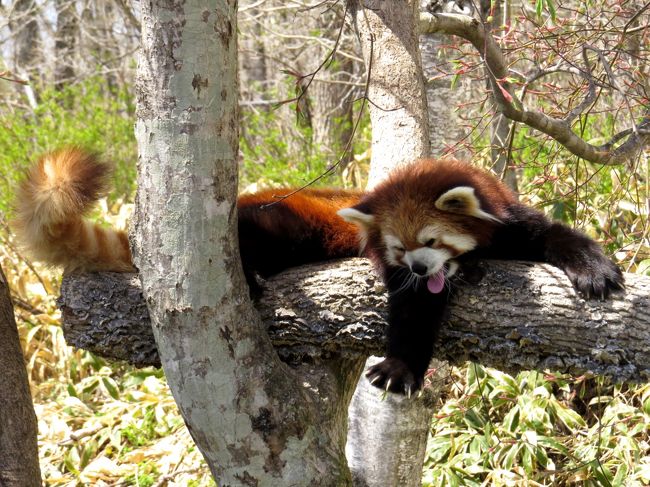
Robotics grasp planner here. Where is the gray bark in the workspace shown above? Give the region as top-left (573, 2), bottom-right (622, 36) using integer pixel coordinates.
top-left (345, 356), bottom-right (449, 487)
top-left (420, 32), bottom-right (468, 159)
top-left (485, 1), bottom-right (518, 191)
top-left (349, 0), bottom-right (430, 188)
top-left (133, 2), bottom-right (352, 484)
top-left (59, 260), bottom-right (649, 382)
top-left (419, 0), bottom-right (470, 159)
top-left (0, 266), bottom-right (42, 487)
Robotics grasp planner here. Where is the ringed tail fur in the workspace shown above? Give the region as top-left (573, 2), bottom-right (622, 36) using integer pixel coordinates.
top-left (13, 148), bottom-right (135, 273)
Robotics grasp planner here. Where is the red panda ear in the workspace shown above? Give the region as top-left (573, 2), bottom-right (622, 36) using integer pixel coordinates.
top-left (338, 205), bottom-right (374, 252)
top-left (337, 207), bottom-right (375, 228)
top-left (435, 186), bottom-right (501, 222)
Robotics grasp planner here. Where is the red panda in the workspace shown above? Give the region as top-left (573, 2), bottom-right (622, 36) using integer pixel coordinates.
top-left (237, 187), bottom-right (361, 294)
top-left (14, 150), bottom-right (624, 396)
top-left (338, 159), bottom-right (624, 395)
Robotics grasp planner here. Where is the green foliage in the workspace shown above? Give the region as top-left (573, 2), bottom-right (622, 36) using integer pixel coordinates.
top-left (239, 102), bottom-right (348, 190)
top-left (535, 0), bottom-right (557, 20)
top-left (423, 365), bottom-right (650, 486)
top-left (38, 364), bottom-right (207, 485)
top-left (0, 77), bottom-right (137, 215)
top-left (508, 118), bottom-right (647, 271)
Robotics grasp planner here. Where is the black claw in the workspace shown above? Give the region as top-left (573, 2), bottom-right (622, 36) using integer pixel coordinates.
top-left (366, 358), bottom-right (424, 395)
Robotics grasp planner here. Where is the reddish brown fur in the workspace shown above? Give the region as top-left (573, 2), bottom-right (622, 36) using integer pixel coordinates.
top-left (14, 149), bottom-right (362, 278)
top-left (359, 158), bottom-right (517, 255)
top-left (238, 188), bottom-right (361, 257)
top-left (13, 148), bottom-right (135, 273)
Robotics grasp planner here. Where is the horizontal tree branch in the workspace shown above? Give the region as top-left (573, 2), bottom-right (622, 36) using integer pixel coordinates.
top-left (418, 12), bottom-right (650, 165)
top-left (59, 259), bottom-right (650, 382)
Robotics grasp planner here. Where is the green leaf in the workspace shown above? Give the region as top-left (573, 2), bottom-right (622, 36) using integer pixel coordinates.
top-left (591, 460), bottom-right (613, 485)
top-left (81, 377), bottom-right (100, 394)
top-left (546, 0), bottom-right (557, 20)
top-left (503, 407), bottom-right (521, 433)
top-left (101, 377), bottom-right (121, 400)
top-left (554, 404), bottom-right (586, 430)
top-left (502, 443), bottom-right (521, 469)
top-left (464, 409), bottom-right (485, 430)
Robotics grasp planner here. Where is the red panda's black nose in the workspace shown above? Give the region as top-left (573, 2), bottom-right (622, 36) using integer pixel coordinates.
top-left (410, 263), bottom-right (428, 276)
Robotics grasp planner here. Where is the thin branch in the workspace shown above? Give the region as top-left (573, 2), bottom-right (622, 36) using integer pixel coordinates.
top-left (419, 12), bottom-right (650, 165)
top-left (260, 31), bottom-right (373, 207)
top-left (563, 47), bottom-right (597, 124)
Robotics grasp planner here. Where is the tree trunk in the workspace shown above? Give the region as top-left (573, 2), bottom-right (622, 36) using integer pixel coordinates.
top-left (350, 0), bottom-right (430, 188)
top-left (345, 357), bottom-right (447, 487)
top-left (133, 2), bottom-right (353, 484)
top-left (486, 0), bottom-right (518, 190)
top-left (0, 265), bottom-right (41, 487)
top-left (420, 29), bottom-right (467, 158)
top-left (347, 2), bottom-right (434, 485)
top-left (54, 0), bottom-right (78, 89)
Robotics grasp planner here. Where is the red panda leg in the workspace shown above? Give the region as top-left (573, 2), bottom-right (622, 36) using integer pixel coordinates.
top-left (481, 204), bottom-right (624, 299)
top-left (365, 267), bottom-right (450, 395)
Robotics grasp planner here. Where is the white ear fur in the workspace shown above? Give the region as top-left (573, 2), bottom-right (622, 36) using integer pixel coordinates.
top-left (435, 186), bottom-right (501, 223)
top-left (338, 207), bottom-right (373, 253)
top-left (337, 208), bottom-right (375, 227)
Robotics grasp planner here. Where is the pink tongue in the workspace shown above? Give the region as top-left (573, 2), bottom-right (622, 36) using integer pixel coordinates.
top-left (427, 270), bottom-right (445, 294)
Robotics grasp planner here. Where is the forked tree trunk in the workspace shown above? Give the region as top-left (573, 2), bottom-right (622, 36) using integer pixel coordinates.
top-left (133, 2), bottom-right (354, 484)
top-left (0, 266), bottom-right (41, 486)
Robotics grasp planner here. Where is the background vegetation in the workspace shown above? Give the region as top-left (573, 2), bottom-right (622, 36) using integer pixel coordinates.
top-left (0, 0), bottom-right (648, 485)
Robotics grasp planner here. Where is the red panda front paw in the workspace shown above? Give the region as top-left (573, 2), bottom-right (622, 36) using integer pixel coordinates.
top-left (366, 358), bottom-right (423, 397)
top-left (562, 256), bottom-right (624, 300)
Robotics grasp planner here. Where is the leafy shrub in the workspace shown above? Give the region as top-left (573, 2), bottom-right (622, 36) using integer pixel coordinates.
top-left (0, 77), bottom-right (137, 215)
top-left (423, 364), bottom-right (650, 486)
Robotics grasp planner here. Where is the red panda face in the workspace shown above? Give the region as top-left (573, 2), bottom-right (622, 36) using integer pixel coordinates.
top-left (338, 184), bottom-right (502, 293)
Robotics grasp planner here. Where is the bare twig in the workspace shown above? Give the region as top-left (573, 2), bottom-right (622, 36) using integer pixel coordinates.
top-left (419, 11), bottom-right (650, 165)
top-left (563, 48), bottom-right (597, 124)
top-left (260, 32), bottom-right (373, 207)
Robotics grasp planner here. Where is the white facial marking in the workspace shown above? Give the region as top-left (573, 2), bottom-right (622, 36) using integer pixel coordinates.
top-left (383, 234), bottom-right (403, 249)
top-left (440, 234), bottom-right (477, 253)
top-left (416, 226), bottom-right (438, 245)
top-left (446, 260), bottom-right (459, 277)
top-left (383, 234), bottom-right (405, 266)
top-left (417, 225), bottom-right (477, 254)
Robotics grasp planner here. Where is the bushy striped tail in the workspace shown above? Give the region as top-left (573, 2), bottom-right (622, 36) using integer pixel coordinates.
top-left (13, 148), bottom-right (135, 273)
